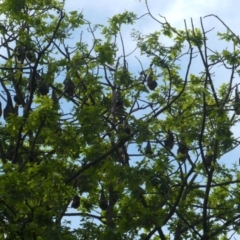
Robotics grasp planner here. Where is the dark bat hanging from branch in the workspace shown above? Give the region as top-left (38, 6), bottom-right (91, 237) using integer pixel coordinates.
top-left (27, 70), bottom-right (38, 93)
top-left (204, 154), bottom-right (213, 168)
top-left (63, 77), bottom-right (75, 97)
top-left (164, 130), bottom-right (174, 150)
top-left (35, 70), bottom-right (49, 95)
top-left (146, 67), bottom-right (157, 91)
top-left (145, 141), bottom-right (153, 155)
top-left (3, 90), bottom-right (14, 120)
top-left (114, 90), bottom-right (125, 118)
top-left (14, 45), bottom-right (25, 62)
top-left (37, 79), bottom-right (49, 96)
top-left (52, 88), bottom-right (58, 104)
top-left (115, 93), bottom-right (124, 109)
top-left (99, 188), bottom-right (108, 211)
top-left (177, 142), bottom-right (188, 162)
top-left (204, 146), bottom-right (215, 169)
top-left (234, 85), bottom-right (240, 115)
top-left (13, 94), bottom-right (22, 105)
top-left (71, 196), bottom-right (80, 209)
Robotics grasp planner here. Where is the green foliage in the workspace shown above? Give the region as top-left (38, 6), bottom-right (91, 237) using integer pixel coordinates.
top-left (0, 0), bottom-right (239, 239)
top-left (102, 11), bottom-right (136, 37)
top-left (94, 42), bottom-right (116, 65)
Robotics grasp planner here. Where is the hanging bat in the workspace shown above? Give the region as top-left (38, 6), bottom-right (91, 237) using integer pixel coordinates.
top-left (177, 143), bottom-right (188, 162)
top-left (99, 188), bottom-right (108, 211)
top-left (123, 121), bottom-right (131, 135)
top-left (52, 88), bottom-right (59, 109)
top-left (234, 85), bottom-right (240, 115)
top-left (27, 70), bottom-right (38, 93)
top-left (164, 130), bottom-right (174, 149)
top-left (3, 92), bottom-right (14, 120)
top-left (204, 153), bottom-right (214, 168)
top-left (63, 77), bottom-right (75, 97)
top-left (13, 94), bottom-right (22, 105)
top-left (147, 68), bottom-right (157, 91)
top-left (71, 196), bottom-right (80, 209)
top-left (35, 70), bottom-right (49, 95)
top-left (114, 91), bottom-right (125, 118)
top-left (116, 96), bottom-right (124, 109)
top-left (14, 45), bottom-right (25, 62)
top-left (52, 89), bottom-right (58, 104)
top-left (37, 81), bottom-right (49, 95)
top-left (145, 141), bottom-right (153, 155)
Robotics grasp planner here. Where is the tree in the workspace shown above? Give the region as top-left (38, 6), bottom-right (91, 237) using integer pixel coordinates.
top-left (0, 0), bottom-right (239, 239)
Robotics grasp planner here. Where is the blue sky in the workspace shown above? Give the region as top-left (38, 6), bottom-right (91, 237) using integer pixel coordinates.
top-left (62, 0), bottom-right (240, 237)
top-left (65, 0), bottom-right (240, 32)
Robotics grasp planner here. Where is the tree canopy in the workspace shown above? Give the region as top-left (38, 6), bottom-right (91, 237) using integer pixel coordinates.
top-left (0, 0), bottom-right (240, 239)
